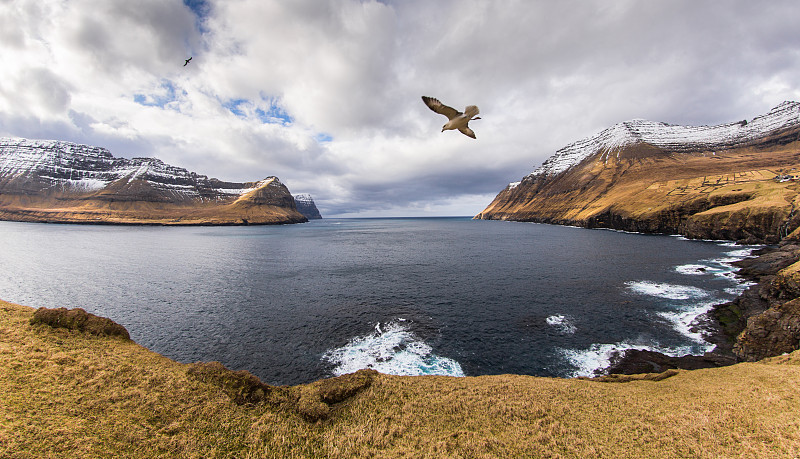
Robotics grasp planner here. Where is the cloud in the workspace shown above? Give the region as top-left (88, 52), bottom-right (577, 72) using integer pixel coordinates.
top-left (2, 0), bottom-right (800, 217)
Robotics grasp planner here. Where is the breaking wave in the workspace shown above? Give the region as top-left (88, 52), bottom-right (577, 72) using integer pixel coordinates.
top-left (322, 321), bottom-right (465, 377)
top-left (546, 314), bottom-right (577, 334)
top-left (561, 341), bottom-right (706, 378)
top-left (563, 242), bottom-right (761, 377)
top-left (625, 281), bottom-right (710, 300)
top-left (656, 301), bottom-right (718, 344)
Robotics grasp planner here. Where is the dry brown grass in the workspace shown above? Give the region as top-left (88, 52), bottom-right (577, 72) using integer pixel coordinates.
top-left (2, 299), bottom-right (800, 458)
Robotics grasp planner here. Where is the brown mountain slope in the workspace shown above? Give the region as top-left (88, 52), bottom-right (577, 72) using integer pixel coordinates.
top-left (0, 138), bottom-right (307, 225)
top-left (0, 177), bottom-right (306, 225)
top-left (476, 125), bottom-right (800, 243)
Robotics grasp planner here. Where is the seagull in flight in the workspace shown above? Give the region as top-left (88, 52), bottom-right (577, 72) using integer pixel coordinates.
top-left (422, 96), bottom-right (481, 139)
top-left (183, 57), bottom-right (192, 66)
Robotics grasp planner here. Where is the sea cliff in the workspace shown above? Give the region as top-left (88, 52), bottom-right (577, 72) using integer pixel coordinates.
top-left (0, 137), bottom-right (307, 225)
top-left (293, 193), bottom-right (323, 220)
top-left (476, 101), bottom-right (800, 244)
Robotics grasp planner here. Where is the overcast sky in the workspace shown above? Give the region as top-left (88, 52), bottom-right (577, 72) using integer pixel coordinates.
top-left (1, 0), bottom-right (799, 217)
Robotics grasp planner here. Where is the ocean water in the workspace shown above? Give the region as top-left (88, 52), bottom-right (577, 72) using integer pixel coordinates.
top-left (0, 218), bottom-right (757, 385)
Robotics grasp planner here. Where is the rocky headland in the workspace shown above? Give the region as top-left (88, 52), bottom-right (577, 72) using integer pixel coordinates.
top-left (0, 137), bottom-right (307, 225)
top-left (476, 101), bottom-right (800, 244)
top-left (477, 101), bottom-right (800, 373)
top-left (293, 193), bottom-right (323, 219)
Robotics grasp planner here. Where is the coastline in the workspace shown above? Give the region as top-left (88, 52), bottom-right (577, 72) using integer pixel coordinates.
top-left (605, 239), bottom-right (800, 375)
top-left (2, 217), bottom-right (796, 379)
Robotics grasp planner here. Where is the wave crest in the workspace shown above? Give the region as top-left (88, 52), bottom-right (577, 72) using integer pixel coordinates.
top-left (322, 321), bottom-right (465, 377)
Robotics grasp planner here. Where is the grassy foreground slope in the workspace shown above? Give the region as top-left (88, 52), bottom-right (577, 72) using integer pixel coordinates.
top-left (2, 299), bottom-right (799, 458)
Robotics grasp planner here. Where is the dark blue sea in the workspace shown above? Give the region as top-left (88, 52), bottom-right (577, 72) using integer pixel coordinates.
top-left (0, 218), bottom-right (757, 385)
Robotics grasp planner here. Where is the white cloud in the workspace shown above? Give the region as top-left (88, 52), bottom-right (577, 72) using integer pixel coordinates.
top-left (1, 0), bottom-right (799, 217)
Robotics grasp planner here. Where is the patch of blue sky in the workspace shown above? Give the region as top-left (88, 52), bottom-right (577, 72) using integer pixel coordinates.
top-left (314, 133), bottom-right (333, 143)
top-left (223, 98), bottom-right (249, 117)
top-left (224, 97), bottom-right (294, 126)
top-left (183, 0), bottom-right (211, 34)
top-left (183, 0), bottom-right (210, 19)
top-left (133, 80), bottom-right (181, 108)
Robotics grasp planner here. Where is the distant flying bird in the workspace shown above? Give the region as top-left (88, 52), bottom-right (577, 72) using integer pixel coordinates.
top-left (183, 57), bottom-right (192, 66)
top-left (422, 96), bottom-right (481, 139)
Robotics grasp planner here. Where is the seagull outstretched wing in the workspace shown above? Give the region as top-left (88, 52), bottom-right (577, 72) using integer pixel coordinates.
top-left (458, 127), bottom-right (476, 139)
top-left (422, 96), bottom-right (460, 120)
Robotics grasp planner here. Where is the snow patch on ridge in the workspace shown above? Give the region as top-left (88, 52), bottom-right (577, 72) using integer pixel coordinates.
top-left (294, 193), bottom-right (315, 204)
top-left (0, 137), bottom-right (282, 200)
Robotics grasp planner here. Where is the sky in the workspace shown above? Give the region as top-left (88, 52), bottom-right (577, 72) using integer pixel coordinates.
top-left (1, 0), bottom-right (799, 217)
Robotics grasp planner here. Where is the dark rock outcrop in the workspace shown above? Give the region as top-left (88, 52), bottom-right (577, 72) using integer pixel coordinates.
top-left (293, 194), bottom-right (322, 219)
top-left (187, 361), bottom-right (276, 406)
top-left (734, 298), bottom-right (800, 361)
top-left (187, 361), bottom-right (376, 421)
top-left (30, 307), bottom-right (130, 339)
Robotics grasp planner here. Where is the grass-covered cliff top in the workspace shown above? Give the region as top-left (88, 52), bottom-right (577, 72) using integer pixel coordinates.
top-left (2, 299), bottom-right (799, 458)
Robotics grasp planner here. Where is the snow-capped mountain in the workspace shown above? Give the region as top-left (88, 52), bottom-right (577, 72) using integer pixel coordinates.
top-left (522, 101), bottom-right (800, 182)
top-left (0, 137), bottom-right (280, 200)
top-left (0, 137), bottom-right (306, 225)
top-left (477, 101), bottom-right (800, 243)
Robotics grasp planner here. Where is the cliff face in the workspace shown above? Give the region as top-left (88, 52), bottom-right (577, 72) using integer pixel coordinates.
top-left (476, 101), bottom-right (800, 244)
top-left (0, 137), bottom-right (307, 225)
top-left (293, 194), bottom-right (322, 219)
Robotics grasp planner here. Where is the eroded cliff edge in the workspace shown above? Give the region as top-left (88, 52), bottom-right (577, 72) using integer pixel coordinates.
top-left (0, 137), bottom-right (307, 225)
top-left (476, 102), bottom-right (800, 370)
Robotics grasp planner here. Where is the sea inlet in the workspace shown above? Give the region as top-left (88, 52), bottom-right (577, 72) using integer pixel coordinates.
top-left (0, 217), bottom-right (757, 385)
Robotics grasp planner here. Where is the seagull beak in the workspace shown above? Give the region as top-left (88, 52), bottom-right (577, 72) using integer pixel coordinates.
top-left (441, 126), bottom-right (445, 132)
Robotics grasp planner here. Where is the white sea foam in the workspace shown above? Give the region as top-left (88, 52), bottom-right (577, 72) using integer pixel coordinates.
top-left (562, 341), bottom-right (699, 378)
top-left (656, 301), bottom-right (719, 344)
top-left (546, 314), bottom-right (577, 334)
top-left (675, 261), bottom-right (736, 277)
top-left (725, 248), bottom-right (757, 258)
top-left (625, 281), bottom-right (710, 300)
top-left (675, 245), bottom-right (760, 284)
top-left (675, 264), bottom-right (712, 275)
top-left (724, 281), bottom-right (757, 296)
top-left (322, 321), bottom-right (464, 377)
top-left (566, 242), bottom-right (763, 378)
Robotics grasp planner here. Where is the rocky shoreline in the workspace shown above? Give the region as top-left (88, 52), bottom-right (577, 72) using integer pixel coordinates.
top-left (606, 239), bottom-right (800, 375)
